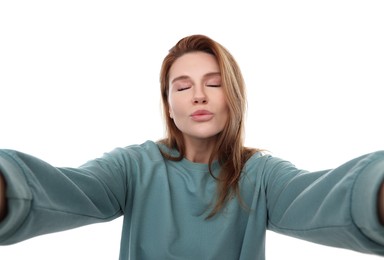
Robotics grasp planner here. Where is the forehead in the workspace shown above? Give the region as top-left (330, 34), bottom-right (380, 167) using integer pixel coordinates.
top-left (169, 51), bottom-right (220, 79)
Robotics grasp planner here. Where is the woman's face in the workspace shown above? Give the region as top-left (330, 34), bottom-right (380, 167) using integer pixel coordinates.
top-left (168, 51), bottom-right (229, 142)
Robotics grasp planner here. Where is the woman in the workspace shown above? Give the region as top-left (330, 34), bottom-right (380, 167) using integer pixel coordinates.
top-left (1, 34), bottom-right (384, 259)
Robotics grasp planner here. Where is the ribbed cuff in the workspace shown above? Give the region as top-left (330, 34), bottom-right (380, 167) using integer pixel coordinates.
top-left (0, 150), bottom-right (32, 244)
top-left (351, 151), bottom-right (384, 246)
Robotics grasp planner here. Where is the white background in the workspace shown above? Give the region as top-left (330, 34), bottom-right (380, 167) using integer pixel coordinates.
top-left (0, 0), bottom-right (384, 259)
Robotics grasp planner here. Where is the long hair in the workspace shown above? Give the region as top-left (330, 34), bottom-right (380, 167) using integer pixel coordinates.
top-left (159, 34), bottom-right (258, 218)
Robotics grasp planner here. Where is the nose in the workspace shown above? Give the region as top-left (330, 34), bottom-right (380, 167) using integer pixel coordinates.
top-left (192, 86), bottom-right (208, 104)
top-left (193, 96), bottom-right (207, 104)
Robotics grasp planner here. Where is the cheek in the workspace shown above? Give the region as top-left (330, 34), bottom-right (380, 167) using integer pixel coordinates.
top-left (168, 97), bottom-right (183, 118)
top-left (218, 94), bottom-right (229, 115)
top-left (222, 106), bottom-right (230, 125)
top-left (168, 101), bottom-right (174, 118)
top-left (219, 98), bottom-right (230, 125)
top-left (168, 95), bottom-right (176, 117)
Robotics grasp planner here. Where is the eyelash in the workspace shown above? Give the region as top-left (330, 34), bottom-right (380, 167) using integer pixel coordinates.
top-left (177, 84), bottom-right (221, 91)
top-left (177, 87), bottom-right (191, 91)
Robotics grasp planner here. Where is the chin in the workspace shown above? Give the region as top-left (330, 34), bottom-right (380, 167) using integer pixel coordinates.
top-left (186, 131), bottom-right (222, 140)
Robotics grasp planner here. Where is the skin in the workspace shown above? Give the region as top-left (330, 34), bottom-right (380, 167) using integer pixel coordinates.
top-left (0, 172), bottom-right (6, 221)
top-left (379, 183), bottom-right (384, 225)
top-left (167, 51), bottom-right (229, 163)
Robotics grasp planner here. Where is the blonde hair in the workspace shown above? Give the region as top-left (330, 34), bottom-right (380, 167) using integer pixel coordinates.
top-left (159, 34), bottom-right (258, 218)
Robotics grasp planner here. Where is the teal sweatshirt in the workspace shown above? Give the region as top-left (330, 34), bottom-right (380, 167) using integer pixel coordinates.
top-left (1, 140), bottom-right (384, 259)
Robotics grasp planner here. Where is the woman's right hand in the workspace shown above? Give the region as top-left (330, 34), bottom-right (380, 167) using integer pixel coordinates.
top-left (0, 172), bottom-right (6, 221)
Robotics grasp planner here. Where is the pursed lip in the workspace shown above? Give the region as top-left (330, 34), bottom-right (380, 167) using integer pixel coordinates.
top-left (191, 110), bottom-right (213, 116)
top-left (190, 110), bottom-right (214, 122)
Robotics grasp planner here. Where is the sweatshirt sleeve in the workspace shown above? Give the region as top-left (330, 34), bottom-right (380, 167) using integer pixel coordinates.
top-left (0, 148), bottom-right (130, 245)
top-left (264, 151), bottom-right (384, 255)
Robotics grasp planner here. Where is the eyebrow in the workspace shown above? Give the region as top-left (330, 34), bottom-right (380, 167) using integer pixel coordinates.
top-left (170, 72), bottom-right (221, 84)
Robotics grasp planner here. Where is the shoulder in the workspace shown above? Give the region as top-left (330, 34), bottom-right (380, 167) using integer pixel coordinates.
top-left (112, 140), bottom-right (164, 163)
top-left (243, 151), bottom-right (271, 172)
top-left (243, 151), bottom-right (303, 181)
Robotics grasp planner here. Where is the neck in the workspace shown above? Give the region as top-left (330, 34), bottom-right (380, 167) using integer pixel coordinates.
top-left (184, 136), bottom-right (217, 164)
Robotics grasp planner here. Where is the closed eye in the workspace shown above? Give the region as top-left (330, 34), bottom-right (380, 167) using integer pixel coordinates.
top-left (178, 86), bottom-right (191, 91)
top-left (206, 84), bottom-right (221, 87)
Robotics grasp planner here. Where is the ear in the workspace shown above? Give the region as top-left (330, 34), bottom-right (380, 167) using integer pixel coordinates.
top-left (169, 109), bottom-right (173, 119)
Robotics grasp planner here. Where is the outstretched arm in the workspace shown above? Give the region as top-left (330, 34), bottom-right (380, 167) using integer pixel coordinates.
top-left (0, 172), bottom-right (6, 221)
